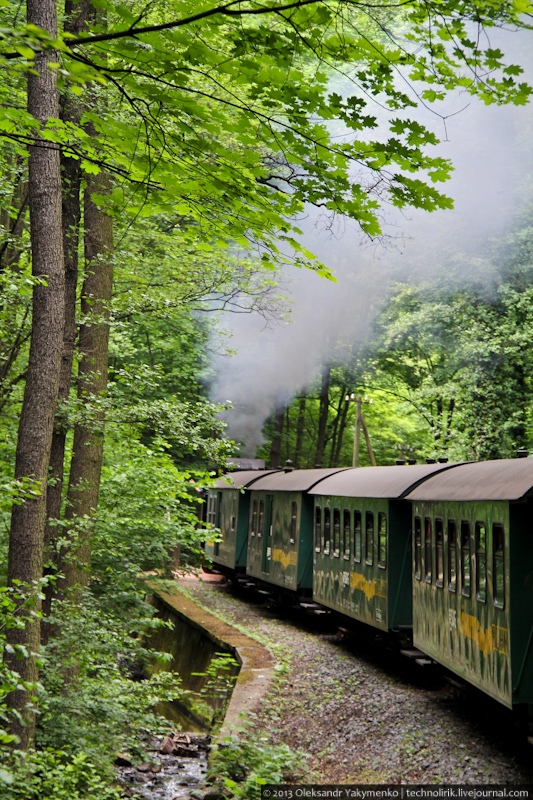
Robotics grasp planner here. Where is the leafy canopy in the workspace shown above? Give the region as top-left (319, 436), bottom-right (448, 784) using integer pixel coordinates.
top-left (0, 0), bottom-right (531, 270)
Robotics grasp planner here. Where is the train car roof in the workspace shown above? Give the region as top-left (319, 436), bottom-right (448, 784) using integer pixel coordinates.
top-left (308, 463), bottom-right (462, 499)
top-left (210, 469), bottom-right (280, 489)
top-left (248, 468), bottom-right (349, 492)
top-left (406, 458), bottom-right (533, 502)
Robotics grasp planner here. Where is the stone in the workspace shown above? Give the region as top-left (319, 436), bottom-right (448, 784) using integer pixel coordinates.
top-left (160, 736), bottom-right (177, 754)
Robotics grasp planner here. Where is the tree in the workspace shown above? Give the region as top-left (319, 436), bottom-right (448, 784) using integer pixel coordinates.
top-left (5, 0), bottom-right (64, 750)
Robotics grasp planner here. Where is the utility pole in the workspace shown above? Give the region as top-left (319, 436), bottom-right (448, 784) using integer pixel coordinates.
top-left (353, 395), bottom-right (361, 467)
top-left (346, 394), bottom-right (376, 467)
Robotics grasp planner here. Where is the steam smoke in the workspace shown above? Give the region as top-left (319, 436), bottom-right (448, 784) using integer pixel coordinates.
top-left (211, 33), bottom-right (533, 456)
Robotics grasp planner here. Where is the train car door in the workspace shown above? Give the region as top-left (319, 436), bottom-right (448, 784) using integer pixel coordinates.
top-left (262, 494), bottom-right (274, 573)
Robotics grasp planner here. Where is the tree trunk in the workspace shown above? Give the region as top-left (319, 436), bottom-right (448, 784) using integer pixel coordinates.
top-left (294, 394), bottom-right (306, 468)
top-left (42, 0), bottom-right (90, 644)
top-left (284, 405), bottom-right (291, 463)
top-left (444, 397), bottom-right (455, 448)
top-left (269, 406), bottom-right (285, 468)
top-left (315, 365), bottom-right (331, 467)
top-left (62, 167), bottom-right (114, 595)
top-left (0, 155), bottom-right (28, 273)
top-left (5, 0), bottom-right (63, 750)
top-left (333, 393), bottom-right (350, 466)
top-left (328, 386), bottom-right (346, 467)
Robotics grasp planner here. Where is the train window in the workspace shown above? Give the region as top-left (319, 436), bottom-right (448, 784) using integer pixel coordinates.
top-left (365, 511), bottom-right (374, 566)
top-left (343, 510), bottom-right (351, 560)
top-left (258, 499), bottom-right (264, 538)
top-left (378, 512), bottom-right (387, 569)
top-left (424, 518), bottom-right (432, 583)
top-left (214, 492), bottom-right (222, 556)
top-left (230, 497), bottom-right (237, 532)
top-left (207, 495), bottom-right (215, 528)
top-left (493, 523), bottom-right (505, 609)
top-left (461, 521), bottom-right (471, 597)
top-left (475, 522), bottom-right (487, 603)
top-left (353, 510), bottom-right (362, 563)
top-left (333, 508), bottom-right (341, 557)
top-left (314, 506), bottom-right (322, 552)
top-left (324, 507), bottom-right (331, 555)
top-left (251, 500), bottom-right (258, 537)
top-left (435, 518), bottom-right (444, 587)
top-left (290, 501), bottom-right (298, 544)
top-left (414, 516), bottom-right (421, 580)
top-left (448, 520), bottom-right (457, 592)
top-left (215, 492), bottom-right (222, 528)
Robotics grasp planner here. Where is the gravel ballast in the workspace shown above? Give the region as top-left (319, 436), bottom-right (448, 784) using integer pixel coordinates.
top-left (180, 577), bottom-right (533, 785)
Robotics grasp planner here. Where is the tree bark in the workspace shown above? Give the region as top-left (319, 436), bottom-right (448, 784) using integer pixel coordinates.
top-left (294, 394), bottom-right (306, 468)
top-left (269, 406), bottom-right (285, 468)
top-left (328, 386), bottom-right (346, 467)
top-left (315, 365), bottom-right (331, 467)
top-left (62, 165), bottom-right (114, 594)
top-left (0, 155), bottom-right (28, 273)
top-left (5, 0), bottom-right (63, 750)
top-left (333, 391), bottom-right (350, 466)
top-left (42, 0), bottom-right (91, 644)
top-left (42, 0), bottom-right (90, 635)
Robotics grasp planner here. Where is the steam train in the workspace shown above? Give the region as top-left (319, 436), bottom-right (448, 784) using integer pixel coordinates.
top-left (204, 458), bottom-right (533, 711)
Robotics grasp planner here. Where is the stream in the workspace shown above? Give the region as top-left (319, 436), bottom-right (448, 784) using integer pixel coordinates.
top-left (117, 737), bottom-right (210, 800)
top-left (117, 596), bottom-right (239, 799)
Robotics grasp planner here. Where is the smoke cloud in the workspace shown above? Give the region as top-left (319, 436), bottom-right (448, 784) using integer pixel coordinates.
top-left (210, 32), bottom-right (533, 456)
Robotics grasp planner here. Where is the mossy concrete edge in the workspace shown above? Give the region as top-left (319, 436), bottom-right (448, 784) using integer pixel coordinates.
top-left (149, 579), bottom-right (277, 739)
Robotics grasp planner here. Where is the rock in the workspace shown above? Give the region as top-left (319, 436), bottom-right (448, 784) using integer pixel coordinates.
top-left (173, 745), bottom-right (202, 758)
top-left (137, 762), bottom-right (162, 773)
top-left (115, 753), bottom-right (133, 767)
top-left (160, 736), bottom-right (176, 754)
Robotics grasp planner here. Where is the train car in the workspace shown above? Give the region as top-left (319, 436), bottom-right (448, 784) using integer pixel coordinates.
top-left (308, 463), bottom-right (461, 633)
top-left (204, 470), bottom-right (279, 575)
top-left (246, 468), bottom-right (347, 594)
top-left (406, 458), bottom-right (533, 708)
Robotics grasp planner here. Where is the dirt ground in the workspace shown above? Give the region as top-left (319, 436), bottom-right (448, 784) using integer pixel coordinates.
top-left (181, 575), bottom-right (533, 785)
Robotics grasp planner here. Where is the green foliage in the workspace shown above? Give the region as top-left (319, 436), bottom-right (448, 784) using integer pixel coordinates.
top-left (0, 750), bottom-right (122, 800)
top-left (209, 732), bottom-right (306, 799)
top-left (37, 596), bottom-right (187, 761)
top-left (0, 582), bottom-right (43, 764)
top-left (2, 0), bottom-right (531, 261)
top-left (191, 652), bottom-right (239, 725)
top-left (87, 431), bottom-right (211, 606)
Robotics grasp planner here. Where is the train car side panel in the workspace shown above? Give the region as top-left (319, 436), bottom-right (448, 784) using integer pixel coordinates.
top-left (509, 501), bottom-right (533, 705)
top-left (205, 489), bottom-right (249, 571)
top-left (246, 490), bottom-right (311, 591)
top-left (312, 495), bottom-right (389, 631)
top-left (412, 500), bottom-right (512, 707)
top-left (388, 500), bottom-right (413, 630)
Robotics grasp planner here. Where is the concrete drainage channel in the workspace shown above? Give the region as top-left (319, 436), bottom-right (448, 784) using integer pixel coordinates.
top-left (117, 578), bottom-right (277, 800)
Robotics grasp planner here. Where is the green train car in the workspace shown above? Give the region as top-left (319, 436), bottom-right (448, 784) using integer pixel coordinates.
top-left (309, 464), bottom-right (457, 632)
top-left (204, 470), bottom-right (278, 574)
top-left (246, 469), bottom-right (347, 593)
top-left (406, 459), bottom-right (533, 708)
